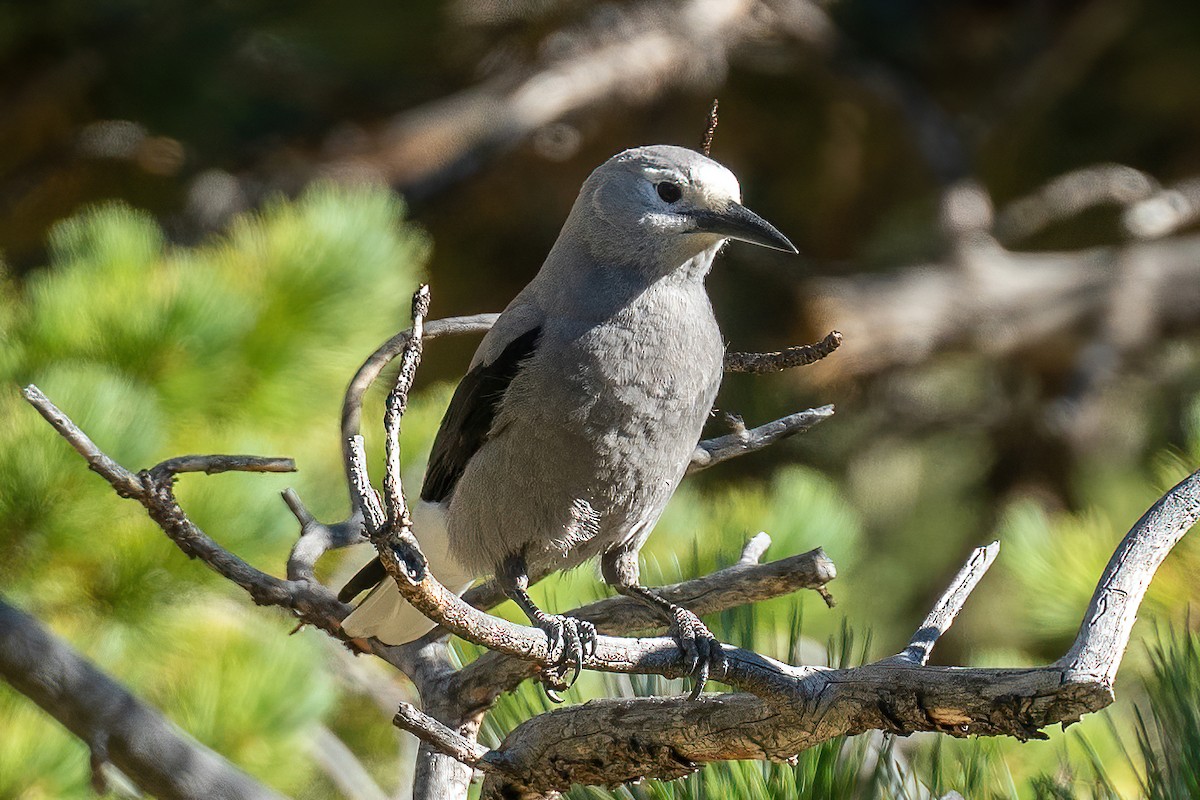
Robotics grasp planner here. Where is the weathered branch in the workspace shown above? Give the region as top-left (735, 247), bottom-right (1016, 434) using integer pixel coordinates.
top-left (19, 376), bottom-right (842, 799)
top-left (724, 330), bottom-right (842, 373)
top-left (22, 384), bottom-right (143, 497)
top-left (478, 479), bottom-right (1200, 795)
top-left (450, 541), bottom-right (837, 710)
top-left (892, 540), bottom-right (999, 666)
top-left (392, 702), bottom-right (491, 769)
top-left (21, 385), bottom-right (356, 643)
top-left (688, 405), bottom-right (834, 475)
top-left (149, 454), bottom-right (296, 478)
top-left (1057, 467), bottom-right (1200, 684)
top-left (20, 324), bottom-right (1200, 799)
top-left (0, 596), bottom-right (288, 800)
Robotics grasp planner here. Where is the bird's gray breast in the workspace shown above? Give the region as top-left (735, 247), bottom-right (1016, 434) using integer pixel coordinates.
top-left (445, 278), bottom-right (723, 575)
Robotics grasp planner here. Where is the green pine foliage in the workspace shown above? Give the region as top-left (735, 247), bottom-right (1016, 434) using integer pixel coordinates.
top-left (0, 184), bottom-right (434, 797)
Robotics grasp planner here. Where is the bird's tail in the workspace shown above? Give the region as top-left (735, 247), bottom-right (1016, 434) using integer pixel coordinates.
top-left (341, 501), bottom-right (475, 645)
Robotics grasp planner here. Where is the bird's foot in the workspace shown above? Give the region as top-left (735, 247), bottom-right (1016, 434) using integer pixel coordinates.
top-left (669, 606), bottom-right (726, 699)
top-left (530, 612), bottom-right (597, 702)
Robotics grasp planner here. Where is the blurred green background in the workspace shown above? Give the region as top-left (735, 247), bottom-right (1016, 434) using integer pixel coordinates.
top-left (3, 1), bottom-right (1200, 798)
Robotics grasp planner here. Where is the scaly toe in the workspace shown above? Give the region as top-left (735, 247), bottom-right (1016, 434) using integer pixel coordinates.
top-left (670, 608), bottom-right (724, 699)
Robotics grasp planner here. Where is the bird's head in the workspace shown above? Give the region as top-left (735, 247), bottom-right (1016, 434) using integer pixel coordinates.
top-left (575, 144), bottom-right (797, 271)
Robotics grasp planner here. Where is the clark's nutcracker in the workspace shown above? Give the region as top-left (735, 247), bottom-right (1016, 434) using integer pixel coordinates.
top-left (341, 144), bottom-right (796, 694)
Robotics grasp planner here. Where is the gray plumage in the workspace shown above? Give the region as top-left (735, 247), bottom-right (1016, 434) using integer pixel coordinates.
top-left (342, 145), bottom-right (795, 692)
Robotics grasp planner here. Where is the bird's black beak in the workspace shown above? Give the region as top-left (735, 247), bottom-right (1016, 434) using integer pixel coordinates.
top-left (691, 202), bottom-right (798, 254)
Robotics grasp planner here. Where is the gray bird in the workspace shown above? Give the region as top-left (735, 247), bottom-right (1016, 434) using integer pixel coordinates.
top-left (340, 144), bottom-right (796, 696)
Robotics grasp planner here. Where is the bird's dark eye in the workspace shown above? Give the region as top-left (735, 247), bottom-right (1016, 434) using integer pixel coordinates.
top-left (656, 181), bottom-right (683, 204)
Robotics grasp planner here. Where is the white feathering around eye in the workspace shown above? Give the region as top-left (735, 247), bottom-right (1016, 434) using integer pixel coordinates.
top-left (691, 159), bottom-right (741, 205)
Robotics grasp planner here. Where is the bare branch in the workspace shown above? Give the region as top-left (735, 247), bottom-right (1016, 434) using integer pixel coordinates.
top-left (477, 459), bottom-right (1200, 794)
top-left (1058, 467), bottom-right (1200, 684)
top-left (995, 163), bottom-right (1158, 245)
top-left (450, 544), bottom-right (837, 709)
top-left (22, 385), bottom-right (143, 498)
top-left (22, 320), bottom-right (1200, 799)
top-left (309, 725), bottom-right (389, 800)
top-left (384, 285), bottom-right (430, 528)
top-left (892, 541), bottom-right (1000, 666)
top-left (150, 454), bottom-right (296, 478)
top-left (807, 172), bottom-right (1200, 382)
top-left (340, 313), bottom-right (498, 514)
top-left (689, 405), bottom-right (834, 474)
top-left (1123, 178), bottom-right (1200, 240)
top-left (348, 435), bottom-right (386, 532)
top-left (315, 0), bottom-right (773, 197)
top-left (22, 384), bottom-right (356, 642)
top-left (724, 331), bottom-right (843, 374)
top-left (283, 490), bottom-right (363, 582)
top-left (0, 596), bottom-right (288, 800)
top-left (393, 702), bottom-right (492, 768)
top-left (738, 531), bottom-right (772, 565)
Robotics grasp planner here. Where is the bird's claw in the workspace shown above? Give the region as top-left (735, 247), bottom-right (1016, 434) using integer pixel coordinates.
top-left (669, 606), bottom-right (725, 699)
top-left (533, 613), bottom-right (597, 700)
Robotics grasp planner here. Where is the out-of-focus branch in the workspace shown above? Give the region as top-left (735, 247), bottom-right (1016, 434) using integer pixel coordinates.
top-left (0, 596), bottom-right (288, 800)
top-left (1123, 178), bottom-right (1200, 240)
top-left (309, 725), bottom-right (389, 800)
top-left (809, 166), bottom-right (1200, 384)
top-left (317, 0), bottom-right (777, 197)
top-left (995, 163), bottom-right (1158, 245)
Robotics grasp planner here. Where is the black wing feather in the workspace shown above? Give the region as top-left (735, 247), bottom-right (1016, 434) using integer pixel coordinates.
top-left (420, 325), bottom-right (542, 503)
top-left (337, 558), bottom-right (386, 603)
top-left (338, 326), bottom-right (542, 603)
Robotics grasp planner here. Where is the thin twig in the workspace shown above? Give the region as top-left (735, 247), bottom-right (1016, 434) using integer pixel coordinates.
top-left (701, 98), bottom-right (719, 157)
top-left (724, 331), bottom-right (843, 373)
top-left (21, 385), bottom-right (143, 498)
top-left (150, 455), bottom-right (295, 479)
top-left (384, 285), bottom-right (430, 528)
top-left (738, 532), bottom-right (772, 565)
top-left (339, 313), bottom-right (498, 519)
top-left (348, 435), bottom-right (385, 531)
top-left (688, 406), bottom-right (834, 474)
top-left (393, 702), bottom-right (492, 768)
top-left (893, 541), bottom-right (1000, 665)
